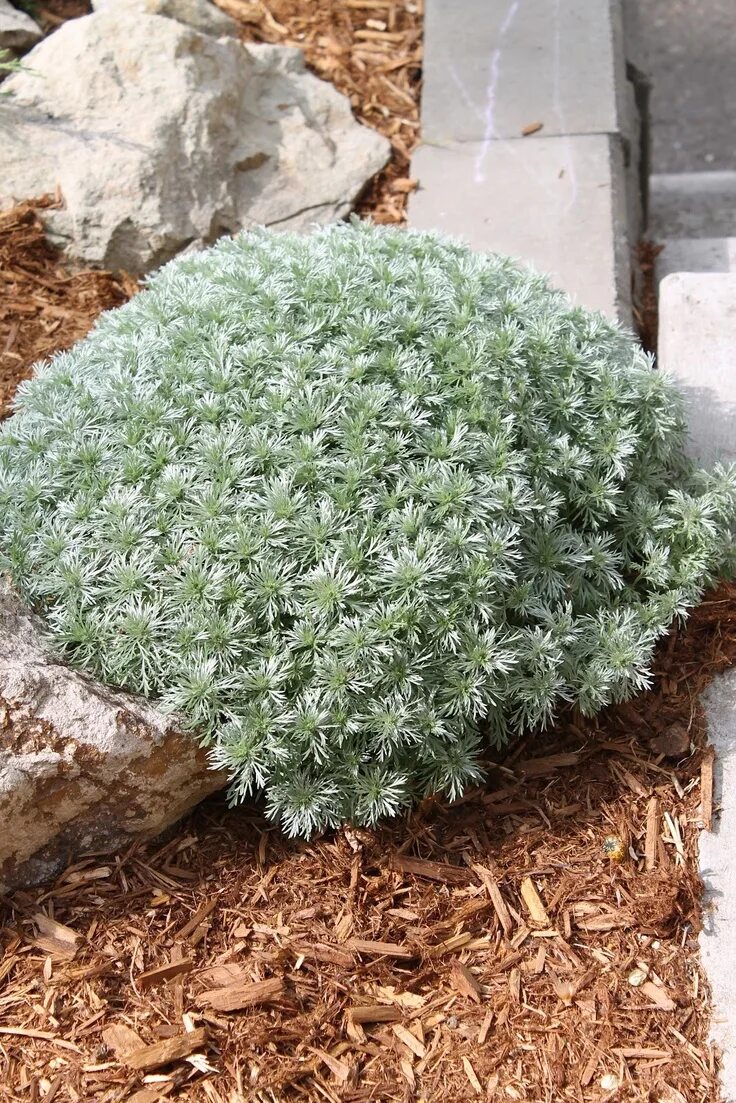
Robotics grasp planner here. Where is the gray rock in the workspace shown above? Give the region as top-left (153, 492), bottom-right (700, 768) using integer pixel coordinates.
top-left (648, 721), bottom-right (691, 759)
top-left (0, 10), bottom-right (389, 273)
top-left (91, 0), bottom-right (239, 38)
top-left (0, 0), bottom-right (41, 52)
top-left (0, 579), bottom-right (226, 891)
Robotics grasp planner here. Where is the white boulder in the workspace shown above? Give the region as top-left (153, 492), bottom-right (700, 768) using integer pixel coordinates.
top-left (0, 580), bottom-right (226, 891)
top-left (91, 0), bottom-right (239, 38)
top-left (0, 10), bottom-right (390, 273)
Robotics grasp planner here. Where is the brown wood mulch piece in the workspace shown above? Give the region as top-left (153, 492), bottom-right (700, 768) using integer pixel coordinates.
top-left (214, 0), bottom-right (423, 225)
top-left (0, 197), bottom-right (134, 418)
top-left (1, 583), bottom-right (734, 1101)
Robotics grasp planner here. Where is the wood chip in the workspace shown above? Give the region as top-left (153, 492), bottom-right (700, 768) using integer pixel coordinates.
top-left (33, 913), bottom-right (80, 946)
top-left (292, 942), bottom-right (354, 968)
top-left (197, 964), bottom-right (247, 988)
top-left (32, 913), bottom-right (81, 960)
top-left (389, 854), bottom-right (470, 884)
top-left (701, 746), bottom-right (715, 831)
top-left (348, 938), bottom-right (414, 959)
top-left (102, 1024), bottom-right (146, 1060)
top-left (472, 863), bottom-right (514, 938)
top-left (125, 1028), bottom-right (209, 1071)
top-left (613, 1048), bottom-right (673, 1060)
top-left (516, 751), bottom-right (582, 776)
top-left (640, 981), bottom-right (676, 1011)
top-left (176, 898), bottom-right (219, 939)
top-left (197, 975), bottom-right (285, 1012)
top-left (311, 1047), bottom-right (351, 1083)
top-left (137, 958), bottom-right (194, 989)
top-left (0, 1027), bottom-right (81, 1052)
top-left (478, 1009), bottom-right (494, 1044)
top-left (645, 796), bottom-right (659, 871)
top-left (390, 177), bottom-right (418, 193)
top-left (463, 1056), bottom-right (483, 1094)
top-left (348, 1004), bottom-right (402, 1025)
top-left (392, 1024), bottom-right (425, 1059)
top-left (215, 0), bottom-right (262, 21)
top-left (450, 960), bottom-right (482, 1003)
top-left (575, 909), bottom-right (633, 931)
top-left (519, 877), bottom-right (550, 926)
top-left (354, 27), bottom-right (405, 40)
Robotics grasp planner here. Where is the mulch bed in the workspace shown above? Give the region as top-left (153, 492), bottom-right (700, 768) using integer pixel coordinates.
top-left (0, 199), bottom-right (134, 419)
top-left (0, 590), bottom-right (730, 1103)
top-left (0, 3), bottom-right (730, 1102)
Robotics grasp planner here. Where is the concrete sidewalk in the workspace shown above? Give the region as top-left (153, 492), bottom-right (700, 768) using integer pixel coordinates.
top-left (409, 0), bottom-right (645, 321)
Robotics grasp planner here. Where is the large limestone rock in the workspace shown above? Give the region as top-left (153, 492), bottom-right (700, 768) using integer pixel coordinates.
top-left (0, 10), bottom-right (389, 273)
top-left (91, 0), bottom-right (239, 37)
top-left (0, 581), bottom-right (226, 891)
top-left (0, 0), bottom-right (41, 52)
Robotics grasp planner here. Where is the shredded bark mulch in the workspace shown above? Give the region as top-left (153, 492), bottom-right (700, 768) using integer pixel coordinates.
top-left (0, 199), bottom-right (134, 419)
top-left (0, 587), bottom-right (731, 1102)
top-left (634, 240), bottom-right (664, 357)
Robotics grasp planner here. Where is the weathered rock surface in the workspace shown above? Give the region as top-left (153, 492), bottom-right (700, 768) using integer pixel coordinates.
top-left (0, 10), bottom-right (389, 273)
top-left (0, 0), bottom-right (41, 52)
top-left (91, 0), bottom-right (239, 38)
top-left (0, 580), bottom-right (226, 891)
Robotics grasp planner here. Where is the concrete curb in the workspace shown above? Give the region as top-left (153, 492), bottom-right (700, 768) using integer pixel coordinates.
top-left (658, 271), bottom-right (736, 1101)
top-left (409, 0), bottom-right (646, 322)
top-left (699, 673), bottom-right (736, 1103)
top-left (658, 273), bottom-right (736, 467)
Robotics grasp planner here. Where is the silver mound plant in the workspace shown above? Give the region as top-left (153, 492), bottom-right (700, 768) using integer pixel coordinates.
top-left (1, 223), bottom-right (734, 835)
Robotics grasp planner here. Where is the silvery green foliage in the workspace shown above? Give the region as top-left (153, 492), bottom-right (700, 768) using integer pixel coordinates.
top-left (0, 223), bottom-right (734, 836)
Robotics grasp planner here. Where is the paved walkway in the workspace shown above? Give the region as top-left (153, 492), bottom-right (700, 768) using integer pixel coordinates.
top-left (637, 0), bottom-right (736, 172)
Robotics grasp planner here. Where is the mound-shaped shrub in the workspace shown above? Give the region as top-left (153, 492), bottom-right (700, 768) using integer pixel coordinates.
top-left (0, 223), bottom-right (734, 835)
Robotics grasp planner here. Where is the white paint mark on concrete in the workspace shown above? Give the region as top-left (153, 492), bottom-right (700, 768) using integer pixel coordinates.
top-left (473, 0), bottom-right (522, 182)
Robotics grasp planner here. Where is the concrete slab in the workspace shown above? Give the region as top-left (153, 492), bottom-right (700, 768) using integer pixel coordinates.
top-left (410, 133), bottom-right (630, 320)
top-left (420, 0), bottom-right (627, 144)
top-left (636, 0), bottom-right (736, 174)
top-left (658, 273), bottom-right (736, 465)
top-left (699, 670), bottom-right (736, 1103)
top-left (656, 237), bottom-right (736, 283)
top-left (650, 172), bottom-right (736, 239)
